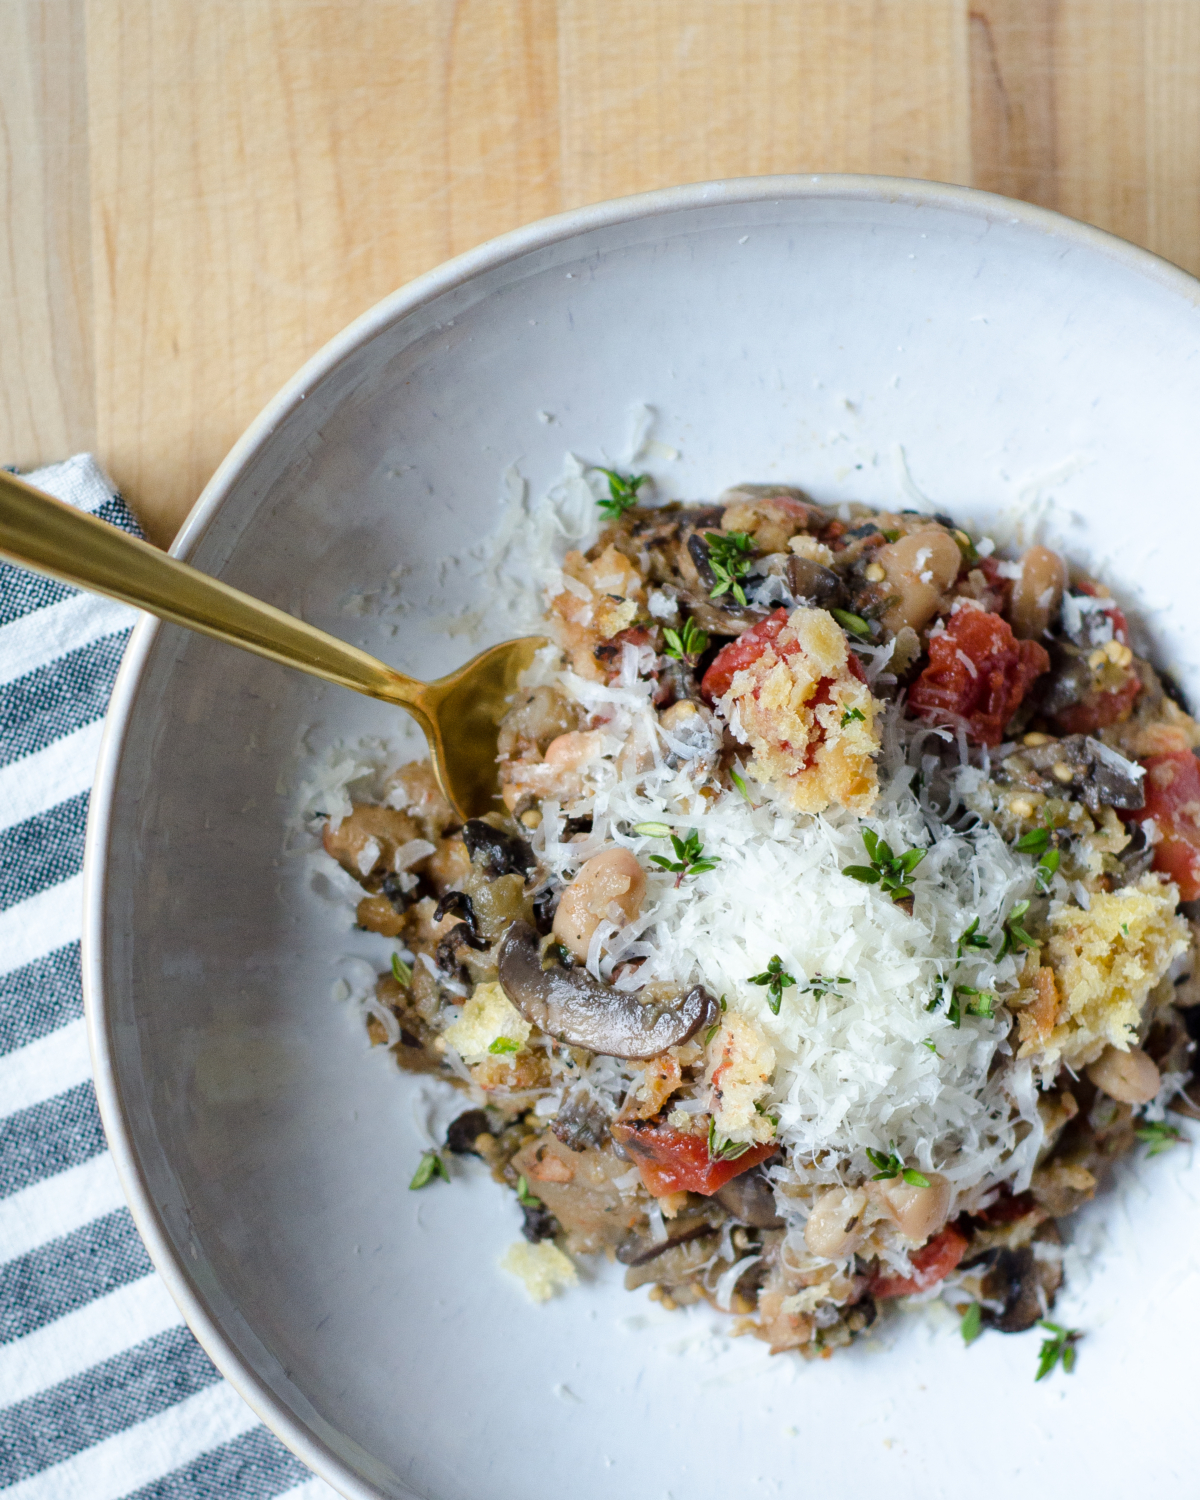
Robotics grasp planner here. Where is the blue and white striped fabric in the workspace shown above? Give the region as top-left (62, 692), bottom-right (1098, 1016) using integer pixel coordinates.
top-left (0, 458), bottom-right (336, 1500)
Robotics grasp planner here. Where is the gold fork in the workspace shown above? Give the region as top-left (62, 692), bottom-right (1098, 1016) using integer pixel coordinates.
top-left (0, 470), bottom-right (545, 819)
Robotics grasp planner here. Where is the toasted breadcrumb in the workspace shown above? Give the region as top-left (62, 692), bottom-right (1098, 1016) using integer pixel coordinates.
top-left (501, 1240), bottom-right (578, 1302)
top-left (706, 1011), bottom-right (776, 1144)
top-left (442, 981), bottom-right (531, 1063)
top-left (718, 606), bottom-right (881, 814)
top-left (1029, 874), bottom-right (1189, 1074)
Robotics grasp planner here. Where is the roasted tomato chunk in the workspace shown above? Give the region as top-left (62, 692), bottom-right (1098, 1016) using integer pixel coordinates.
top-left (1126, 749), bottom-right (1200, 900)
top-left (700, 608), bottom-right (790, 702)
top-left (908, 606), bottom-right (1049, 746)
top-left (700, 606), bottom-right (865, 705)
top-left (1052, 673), bottom-right (1141, 735)
top-left (871, 1224), bottom-right (969, 1299)
top-left (610, 1117), bottom-right (777, 1197)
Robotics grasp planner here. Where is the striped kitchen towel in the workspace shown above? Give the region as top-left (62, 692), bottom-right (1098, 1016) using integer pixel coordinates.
top-left (0, 457), bottom-right (337, 1500)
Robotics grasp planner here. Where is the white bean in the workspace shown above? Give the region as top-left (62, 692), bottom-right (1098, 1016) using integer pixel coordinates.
top-left (875, 529), bottom-right (962, 634)
top-left (1087, 1044), bottom-right (1160, 1105)
top-left (804, 1186), bottom-right (869, 1258)
top-left (1009, 545), bottom-right (1066, 640)
top-left (874, 1172), bottom-right (951, 1242)
top-left (552, 847), bottom-right (646, 961)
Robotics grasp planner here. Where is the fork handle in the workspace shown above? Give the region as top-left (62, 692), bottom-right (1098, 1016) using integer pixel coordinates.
top-left (0, 470), bottom-right (428, 716)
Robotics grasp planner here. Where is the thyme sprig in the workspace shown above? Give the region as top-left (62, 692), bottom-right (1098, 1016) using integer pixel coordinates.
top-left (1136, 1120), bottom-right (1187, 1156)
top-left (704, 531), bottom-right (755, 605)
top-left (662, 615), bottom-right (710, 665)
top-left (1035, 1321), bottom-right (1082, 1381)
top-left (488, 1037), bottom-right (521, 1055)
top-left (803, 974), bottom-right (851, 1000)
top-left (391, 953), bottom-right (413, 987)
top-left (748, 955), bottom-right (797, 1015)
top-left (648, 827), bottom-right (720, 886)
top-left (998, 900), bottom-right (1035, 959)
top-left (409, 1151), bottom-right (450, 1190)
top-left (947, 985), bottom-right (995, 1026)
top-left (1014, 825), bottom-right (1062, 893)
top-left (843, 829), bottom-right (926, 903)
top-left (956, 917), bottom-right (992, 961)
top-left (729, 767), bottom-right (756, 805)
top-left (708, 1116), bottom-right (752, 1162)
top-left (593, 467), bottom-right (647, 520)
top-left (840, 706), bottom-right (866, 728)
top-left (866, 1146), bottom-right (930, 1188)
top-left (960, 1302), bottom-right (983, 1346)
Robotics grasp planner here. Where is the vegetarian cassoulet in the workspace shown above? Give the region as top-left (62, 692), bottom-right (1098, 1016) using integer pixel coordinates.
top-left (317, 477), bottom-right (1200, 1362)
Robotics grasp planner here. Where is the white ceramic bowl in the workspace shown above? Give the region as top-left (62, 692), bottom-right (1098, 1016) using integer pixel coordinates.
top-left (86, 176), bottom-right (1200, 1500)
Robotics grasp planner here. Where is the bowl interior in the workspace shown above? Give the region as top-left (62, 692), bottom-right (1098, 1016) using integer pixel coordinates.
top-left (92, 182), bottom-right (1200, 1500)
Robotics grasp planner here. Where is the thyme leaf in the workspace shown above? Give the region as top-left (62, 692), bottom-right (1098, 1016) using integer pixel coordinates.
top-left (648, 827), bottom-right (719, 886)
top-left (409, 1151), bottom-right (450, 1190)
top-left (391, 953), bottom-right (413, 986)
top-left (593, 468), bottom-right (647, 519)
top-left (865, 1146), bottom-right (930, 1187)
top-left (662, 616), bottom-right (709, 664)
top-left (747, 955), bottom-right (797, 1015)
top-left (1035, 1321), bottom-right (1082, 1381)
top-left (1136, 1120), bottom-right (1187, 1156)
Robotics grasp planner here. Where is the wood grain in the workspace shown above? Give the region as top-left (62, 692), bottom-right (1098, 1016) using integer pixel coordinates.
top-left (2, 2), bottom-right (1199, 543)
top-left (0, 0), bottom-right (94, 471)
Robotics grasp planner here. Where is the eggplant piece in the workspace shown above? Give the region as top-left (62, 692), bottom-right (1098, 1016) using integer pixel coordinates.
top-left (498, 921), bottom-right (720, 1060)
top-left (462, 819), bottom-right (535, 878)
top-left (713, 1166), bottom-right (785, 1228)
top-left (1007, 733), bottom-right (1145, 814)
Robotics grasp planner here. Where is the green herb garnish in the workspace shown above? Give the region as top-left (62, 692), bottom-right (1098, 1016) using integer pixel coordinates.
top-left (956, 917), bottom-right (992, 960)
top-left (830, 607), bottom-right (872, 640)
top-left (409, 1151), bottom-right (450, 1190)
top-left (843, 829), bottom-right (926, 903)
top-left (961, 1302), bottom-right (983, 1346)
top-left (633, 820), bottom-right (674, 838)
top-left (1014, 826), bottom-right (1051, 855)
top-left (1035, 848), bottom-right (1060, 893)
top-left (594, 468), bottom-right (647, 520)
top-left (1035, 1321), bottom-right (1082, 1381)
top-left (921, 1038), bottom-right (939, 1055)
top-left (516, 1174), bottom-right (542, 1208)
top-left (866, 1147), bottom-right (930, 1187)
top-left (708, 1116), bottom-right (752, 1162)
top-left (649, 827), bottom-right (720, 886)
top-left (662, 616), bottom-right (710, 665)
top-left (729, 767), bottom-right (755, 804)
top-left (748, 955), bottom-right (797, 1015)
top-left (840, 707), bottom-right (866, 728)
top-left (704, 531), bottom-right (755, 606)
top-left (391, 953), bottom-right (413, 986)
top-left (804, 974), bottom-right (851, 1000)
top-left (1136, 1120), bottom-right (1187, 1156)
top-left (998, 900), bottom-right (1035, 959)
top-left (488, 1037), bottom-right (521, 1055)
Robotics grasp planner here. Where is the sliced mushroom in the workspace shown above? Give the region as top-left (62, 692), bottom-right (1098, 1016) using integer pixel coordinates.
top-left (785, 553), bottom-right (845, 609)
top-left (462, 819), bottom-right (535, 878)
top-left (713, 1166), bottom-right (785, 1228)
top-left (976, 1221), bottom-right (1063, 1333)
top-left (498, 921), bottom-right (720, 1060)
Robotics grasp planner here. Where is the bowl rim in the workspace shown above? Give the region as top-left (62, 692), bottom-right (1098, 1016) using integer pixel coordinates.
top-left (81, 172), bottom-right (1200, 1500)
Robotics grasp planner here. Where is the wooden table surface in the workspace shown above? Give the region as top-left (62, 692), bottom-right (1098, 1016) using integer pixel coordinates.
top-left (3, 1), bottom-right (1198, 546)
